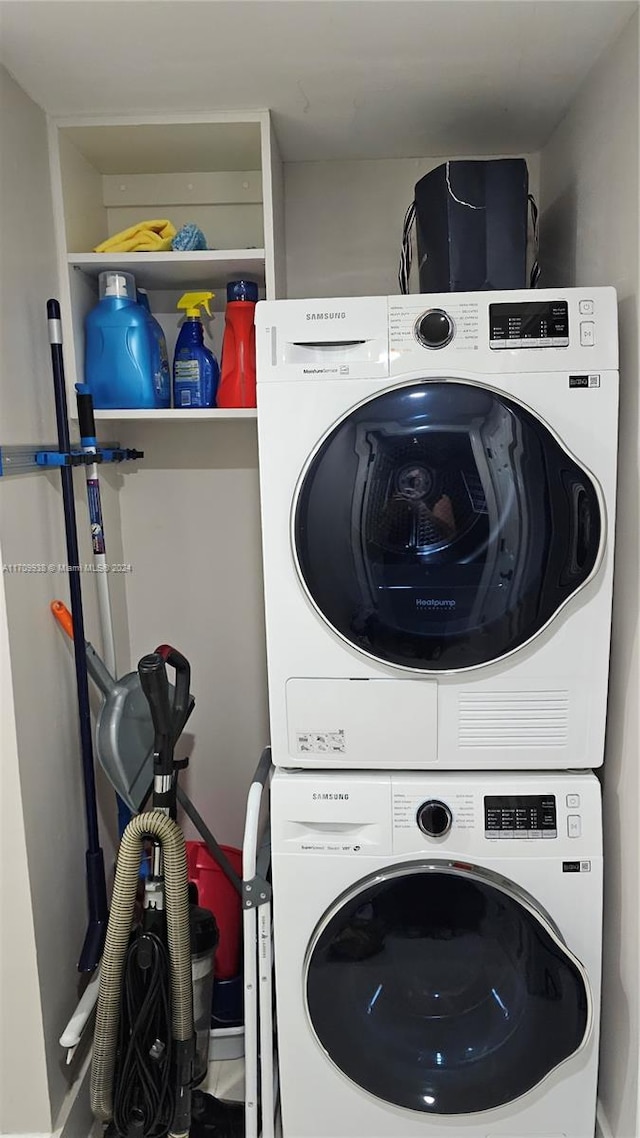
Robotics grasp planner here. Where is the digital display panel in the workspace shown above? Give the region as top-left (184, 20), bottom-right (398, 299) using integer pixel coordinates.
top-left (489, 301), bottom-right (569, 348)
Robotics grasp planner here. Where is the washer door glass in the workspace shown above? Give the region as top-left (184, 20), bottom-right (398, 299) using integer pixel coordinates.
top-left (306, 863), bottom-right (590, 1115)
top-left (294, 381), bottom-right (602, 670)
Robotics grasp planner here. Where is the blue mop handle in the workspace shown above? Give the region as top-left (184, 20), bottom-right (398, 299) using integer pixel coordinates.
top-left (47, 299), bottom-right (107, 971)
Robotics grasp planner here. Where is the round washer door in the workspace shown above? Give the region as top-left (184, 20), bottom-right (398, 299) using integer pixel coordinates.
top-left (294, 380), bottom-right (602, 671)
top-left (305, 862), bottom-right (591, 1116)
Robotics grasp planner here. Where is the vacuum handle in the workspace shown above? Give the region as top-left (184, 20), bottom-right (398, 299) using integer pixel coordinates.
top-left (138, 653), bottom-right (174, 773)
top-left (155, 643), bottom-right (193, 740)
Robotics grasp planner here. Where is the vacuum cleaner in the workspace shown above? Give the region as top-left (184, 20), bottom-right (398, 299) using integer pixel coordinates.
top-left (90, 647), bottom-right (244, 1138)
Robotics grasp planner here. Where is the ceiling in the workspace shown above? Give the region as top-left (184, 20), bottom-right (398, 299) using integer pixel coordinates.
top-left (0, 0), bottom-right (637, 162)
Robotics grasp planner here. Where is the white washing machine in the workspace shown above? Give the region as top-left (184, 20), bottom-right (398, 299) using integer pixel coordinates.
top-left (256, 288), bottom-right (619, 770)
top-left (271, 768), bottom-right (602, 1138)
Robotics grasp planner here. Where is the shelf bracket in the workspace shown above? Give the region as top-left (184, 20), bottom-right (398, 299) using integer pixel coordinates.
top-left (0, 442), bottom-right (143, 477)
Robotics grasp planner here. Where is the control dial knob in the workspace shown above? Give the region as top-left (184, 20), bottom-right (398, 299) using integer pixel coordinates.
top-left (415, 308), bottom-right (455, 349)
top-left (417, 799), bottom-right (453, 838)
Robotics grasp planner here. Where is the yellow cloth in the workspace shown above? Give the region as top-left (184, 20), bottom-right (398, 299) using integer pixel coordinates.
top-left (93, 219), bottom-right (177, 254)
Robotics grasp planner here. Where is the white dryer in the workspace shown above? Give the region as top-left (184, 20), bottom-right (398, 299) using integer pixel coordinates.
top-left (271, 768), bottom-right (602, 1138)
top-left (256, 288), bottom-right (619, 769)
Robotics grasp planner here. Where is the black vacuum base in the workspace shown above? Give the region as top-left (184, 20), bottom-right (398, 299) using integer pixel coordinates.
top-left (103, 1092), bottom-right (245, 1138)
top-left (191, 1090), bottom-right (245, 1136)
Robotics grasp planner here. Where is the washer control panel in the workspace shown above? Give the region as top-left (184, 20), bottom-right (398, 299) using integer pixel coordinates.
top-left (388, 778), bottom-right (598, 856)
top-left (489, 300), bottom-right (569, 349)
top-left (484, 794), bottom-right (557, 839)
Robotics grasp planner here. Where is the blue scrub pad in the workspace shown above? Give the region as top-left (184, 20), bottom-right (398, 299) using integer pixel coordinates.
top-left (172, 223), bottom-right (208, 251)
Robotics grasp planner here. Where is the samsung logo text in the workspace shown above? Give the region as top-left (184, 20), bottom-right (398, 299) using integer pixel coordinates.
top-left (312, 793), bottom-right (350, 801)
top-left (306, 312), bottom-right (347, 321)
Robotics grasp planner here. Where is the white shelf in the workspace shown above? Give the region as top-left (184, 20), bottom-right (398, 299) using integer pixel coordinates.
top-left (68, 250), bottom-right (266, 290)
top-left (93, 407), bottom-right (257, 421)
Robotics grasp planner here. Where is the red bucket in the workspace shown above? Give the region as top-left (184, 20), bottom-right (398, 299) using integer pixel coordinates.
top-left (186, 841), bottom-right (243, 980)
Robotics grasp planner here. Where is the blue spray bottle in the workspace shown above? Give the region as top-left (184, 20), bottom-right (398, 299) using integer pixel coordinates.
top-left (173, 291), bottom-right (219, 409)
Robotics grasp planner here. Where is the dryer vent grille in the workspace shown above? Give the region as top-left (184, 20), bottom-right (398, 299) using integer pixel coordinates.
top-left (458, 691), bottom-right (569, 748)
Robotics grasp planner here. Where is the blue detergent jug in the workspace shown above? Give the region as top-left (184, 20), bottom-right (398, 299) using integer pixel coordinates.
top-left (85, 272), bottom-right (159, 409)
top-left (137, 287), bottom-right (171, 408)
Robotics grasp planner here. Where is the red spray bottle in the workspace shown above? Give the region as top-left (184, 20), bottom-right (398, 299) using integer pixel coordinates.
top-left (216, 280), bottom-right (258, 407)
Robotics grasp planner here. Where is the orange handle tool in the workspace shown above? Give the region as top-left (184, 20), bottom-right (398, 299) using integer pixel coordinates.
top-left (51, 599), bottom-right (74, 640)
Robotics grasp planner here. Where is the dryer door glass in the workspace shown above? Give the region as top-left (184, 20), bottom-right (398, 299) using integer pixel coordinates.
top-left (305, 863), bottom-right (590, 1115)
top-left (294, 381), bottom-right (602, 670)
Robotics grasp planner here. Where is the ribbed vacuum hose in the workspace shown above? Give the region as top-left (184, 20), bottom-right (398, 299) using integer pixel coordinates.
top-left (90, 811), bottom-right (193, 1122)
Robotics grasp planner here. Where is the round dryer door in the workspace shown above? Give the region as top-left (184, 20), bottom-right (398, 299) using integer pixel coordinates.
top-left (294, 380), bottom-right (603, 671)
top-left (305, 861), bottom-right (591, 1116)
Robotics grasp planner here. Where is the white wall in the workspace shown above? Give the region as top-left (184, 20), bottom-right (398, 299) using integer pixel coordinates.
top-left (114, 419), bottom-right (269, 848)
top-left (0, 561), bottom-right (50, 1135)
top-left (284, 152), bottom-right (539, 298)
top-left (540, 15), bottom-right (640, 1138)
top-left (0, 64), bottom-right (122, 1131)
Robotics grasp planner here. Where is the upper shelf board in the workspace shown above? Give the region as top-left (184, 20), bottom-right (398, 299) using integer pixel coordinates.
top-left (59, 120), bottom-right (264, 175)
top-left (68, 250), bottom-right (266, 290)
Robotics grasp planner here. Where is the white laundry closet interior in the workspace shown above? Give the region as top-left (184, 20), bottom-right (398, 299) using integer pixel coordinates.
top-left (0, 3), bottom-right (638, 1137)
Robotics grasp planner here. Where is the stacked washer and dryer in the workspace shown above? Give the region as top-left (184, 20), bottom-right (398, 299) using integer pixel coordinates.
top-left (255, 288), bottom-right (619, 1138)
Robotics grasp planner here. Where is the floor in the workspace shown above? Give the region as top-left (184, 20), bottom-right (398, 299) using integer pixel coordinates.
top-left (89, 1057), bottom-right (245, 1135)
top-left (202, 1056), bottom-right (245, 1102)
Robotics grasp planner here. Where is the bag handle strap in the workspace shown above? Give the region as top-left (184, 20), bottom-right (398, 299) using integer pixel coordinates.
top-left (528, 193), bottom-right (541, 287)
top-left (398, 200), bottom-right (416, 294)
